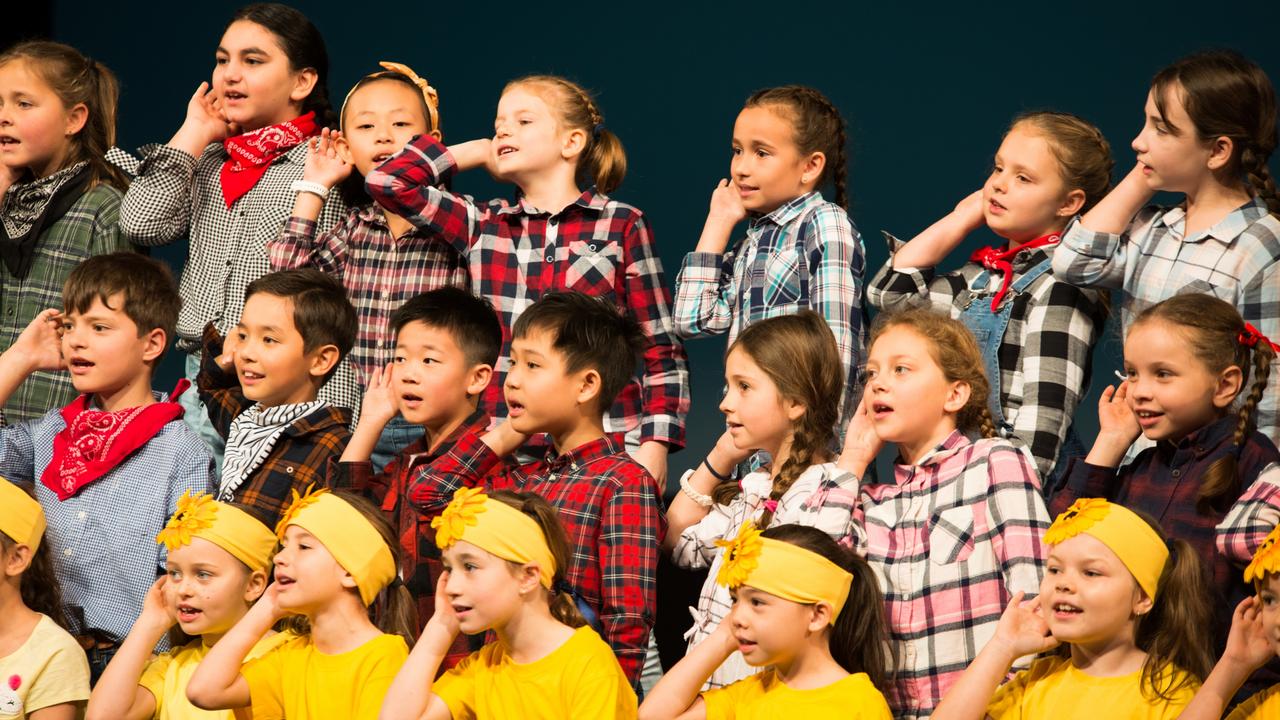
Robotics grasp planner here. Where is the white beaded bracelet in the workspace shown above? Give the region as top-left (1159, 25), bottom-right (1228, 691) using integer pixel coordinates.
top-left (679, 472), bottom-right (714, 508)
top-left (290, 179), bottom-right (330, 199)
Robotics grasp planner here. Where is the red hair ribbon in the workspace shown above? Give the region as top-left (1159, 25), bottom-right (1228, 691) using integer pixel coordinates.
top-left (969, 233), bottom-right (1060, 311)
top-left (1239, 322), bottom-right (1280, 352)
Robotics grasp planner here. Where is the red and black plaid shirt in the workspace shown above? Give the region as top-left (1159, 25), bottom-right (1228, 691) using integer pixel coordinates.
top-left (417, 430), bottom-right (665, 683)
top-left (365, 135), bottom-right (690, 449)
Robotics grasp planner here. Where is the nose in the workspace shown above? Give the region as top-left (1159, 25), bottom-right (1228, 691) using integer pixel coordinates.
top-left (1131, 130), bottom-right (1146, 155)
top-left (504, 364), bottom-right (521, 391)
top-left (494, 121), bottom-right (510, 140)
top-left (1127, 376), bottom-right (1151, 401)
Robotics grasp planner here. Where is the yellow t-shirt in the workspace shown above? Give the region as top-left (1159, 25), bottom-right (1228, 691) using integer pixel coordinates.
top-left (433, 626), bottom-right (636, 720)
top-left (0, 614), bottom-right (88, 720)
top-left (699, 669), bottom-right (891, 720)
top-left (1226, 685), bottom-right (1280, 720)
top-left (986, 655), bottom-right (1199, 719)
top-left (138, 632), bottom-right (292, 719)
top-left (241, 633), bottom-right (407, 720)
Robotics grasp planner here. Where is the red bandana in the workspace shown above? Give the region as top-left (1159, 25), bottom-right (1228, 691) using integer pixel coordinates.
top-left (219, 112), bottom-right (319, 208)
top-left (40, 380), bottom-right (191, 501)
top-left (969, 233), bottom-right (1061, 311)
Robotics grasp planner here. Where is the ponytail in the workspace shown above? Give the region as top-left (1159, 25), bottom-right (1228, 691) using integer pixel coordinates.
top-left (1132, 526), bottom-right (1214, 700)
top-left (505, 75), bottom-right (627, 194)
top-left (489, 490), bottom-right (586, 628)
top-left (331, 491), bottom-right (419, 647)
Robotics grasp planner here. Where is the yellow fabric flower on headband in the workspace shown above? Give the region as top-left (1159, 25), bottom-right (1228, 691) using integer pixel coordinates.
top-left (1245, 525), bottom-right (1280, 583)
top-left (275, 484), bottom-right (329, 541)
top-left (715, 522), bottom-right (764, 589)
top-left (432, 487), bottom-right (489, 550)
top-left (1044, 498), bottom-right (1111, 545)
top-left (156, 491), bottom-right (218, 551)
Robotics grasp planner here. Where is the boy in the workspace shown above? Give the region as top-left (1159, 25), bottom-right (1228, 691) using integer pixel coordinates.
top-left (424, 291), bottom-right (666, 684)
top-left (0, 252), bottom-right (214, 678)
top-left (335, 287), bottom-right (500, 664)
top-left (196, 269), bottom-right (357, 526)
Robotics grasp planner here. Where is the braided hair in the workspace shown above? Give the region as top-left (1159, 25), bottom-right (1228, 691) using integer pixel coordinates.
top-left (744, 86), bottom-right (850, 209)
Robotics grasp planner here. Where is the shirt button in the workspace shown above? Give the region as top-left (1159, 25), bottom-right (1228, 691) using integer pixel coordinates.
top-left (285, 466), bottom-right (295, 474)
top-left (588, 243), bottom-right (598, 252)
top-left (1172, 469), bottom-right (1181, 478)
top-left (77, 511), bottom-right (86, 520)
top-left (64, 548), bottom-right (73, 557)
top-left (545, 254), bottom-right (554, 262)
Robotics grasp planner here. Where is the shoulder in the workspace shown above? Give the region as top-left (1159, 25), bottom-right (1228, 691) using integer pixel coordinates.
top-left (30, 614), bottom-right (85, 658)
top-left (365, 633), bottom-right (410, 662)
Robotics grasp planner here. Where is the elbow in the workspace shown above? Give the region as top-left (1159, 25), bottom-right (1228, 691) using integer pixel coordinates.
top-left (184, 680), bottom-right (221, 711)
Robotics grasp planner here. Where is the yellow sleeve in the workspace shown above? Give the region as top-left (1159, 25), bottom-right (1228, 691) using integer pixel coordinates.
top-left (241, 640), bottom-right (288, 719)
top-left (985, 661), bottom-right (1039, 719)
top-left (1226, 686), bottom-right (1280, 720)
top-left (849, 677), bottom-right (893, 720)
top-left (352, 638), bottom-right (409, 720)
top-left (136, 652), bottom-right (173, 715)
top-left (699, 676), bottom-right (753, 720)
top-left (432, 649), bottom-right (483, 720)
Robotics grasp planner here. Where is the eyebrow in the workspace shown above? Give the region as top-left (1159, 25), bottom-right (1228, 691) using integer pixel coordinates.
top-left (217, 46), bottom-right (270, 56)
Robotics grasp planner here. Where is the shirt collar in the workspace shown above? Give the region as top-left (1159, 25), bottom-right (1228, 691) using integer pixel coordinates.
top-left (904, 430), bottom-right (972, 469)
top-left (495, 186), bottom-right (609, 217)
top-left (1159, 414), bottom-right (1237, 458)
top-left (404, 408), bottom-right (490, 464)
top-left (750, 191), bottom-right (823, 229)
top-left (1156, 196), bottom-right (1269, 246)
top-left (543, 434), bottom-right (621, 471)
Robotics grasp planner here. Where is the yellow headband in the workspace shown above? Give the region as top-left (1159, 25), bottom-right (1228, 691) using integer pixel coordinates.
top-left (156, 492), bottom-right (276, 572)
top-left (340, 61), bottom-right (440, 133)
top-left (714, 523), bottom-right (853, 625)
top-left (276, 487), bottom-right (397, 605)
top-left (1045, 499), bottom-right (1169, 599)
top-left (1244, 524), bottom-right (1280, 583)
top-left (0, 477), bottom-right (45, 552)
top-left (432, 488), bottom-right (556, 589)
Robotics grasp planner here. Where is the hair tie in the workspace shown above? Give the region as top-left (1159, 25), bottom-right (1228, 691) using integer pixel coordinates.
top-left (1165, 538), bottom-right (1178, 564)
top-left (389, 575), bottom-right (405, 590)
top-left (591, 122), bottom-right (604, 139)
top-left (763, 499), bottom-right (778, 513)
top-left (1238, 322), bottom-right (1280, 352)
top-left (378, 61), bottom-right (440, 132)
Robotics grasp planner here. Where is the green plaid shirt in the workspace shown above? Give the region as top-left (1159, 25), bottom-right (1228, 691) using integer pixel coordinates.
top-left (0, 183), bottom-right (130, 425)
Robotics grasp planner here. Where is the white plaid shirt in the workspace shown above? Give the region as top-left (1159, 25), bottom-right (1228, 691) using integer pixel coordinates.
top-left (852, 431), bottom-right (1050, 719)
top-left (672, 462), bottom-right (859, 689)
top-left (1053, 197), bottom-right (1280, 445)
top-left (1219, 462), bottom-right (1280, 566)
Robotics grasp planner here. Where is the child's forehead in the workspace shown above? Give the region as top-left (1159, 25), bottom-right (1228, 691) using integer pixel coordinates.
top-left (397, 321), bottom-right (463, 352)
top-left (511, 328), bottom-right (560, 356)
top-left (241, 292), bottom-right (299, 328)
top-left (66, 292), bottom-right (129, 319)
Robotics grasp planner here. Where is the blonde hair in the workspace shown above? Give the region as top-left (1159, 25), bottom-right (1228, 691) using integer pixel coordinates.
top-left (1012, 111), bottom-right (1114, 213)
top-left (504, 75), bottom-right (626, 194)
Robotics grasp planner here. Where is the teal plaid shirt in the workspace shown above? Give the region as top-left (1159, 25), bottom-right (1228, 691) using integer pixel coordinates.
top-left (0, 183), bottom-right (130, 425)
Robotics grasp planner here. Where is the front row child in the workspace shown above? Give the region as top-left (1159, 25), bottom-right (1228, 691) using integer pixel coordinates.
top-left (186, 488), bottom-right (413, 719)
top-left (87, 493), bottom-right (285, 720)
top-left (0, 479), bottom-right (90, 719)
top-left (931, 499), bottom-right (1212, 719)
top-left (379, 488), bottom-right (637, 719)
top-left (641, 523), bottom-right (893, 720)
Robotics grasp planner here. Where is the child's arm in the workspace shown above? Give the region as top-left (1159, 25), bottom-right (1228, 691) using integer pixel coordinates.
top-left (186, 584), bottom-right (284, 711)
top-left (378, 576), bottom-right (458, 720)
top-left (1216, 463), bottom-right (1280, 563)
top-left (670, 179), bottom-right (748, 339)
top-left (664, 430), bottom-right (751, 554)
top-left (802, 204), bottom-right (867, 420)
top-left (85, 579), bottom-right (171, 720)
top-left (1047, 383), bottom-right (1136, 515)
top-left (1176, 597), bottom-right (1274, 720)
top-left (601, 468), bottom-right (665, 683)
top-left (1051, 164), bottom-right (1156, 289)
top-left (268, 129), bottom-right (354, 275)
top-left (638, 618), bottom-right (736, 720)
top-left (890, 190), bottom-right (986, 270)
top-left (1240, 262), bottom-right (1280, 445)
top-left (194, 325), bottom-right (250, 440)
top-left (364, 135), bottom-right (491, 252)
top-left (406, 423), bottom-right (525, 516)
top-left (985, 443), bottom-right (1052, 607)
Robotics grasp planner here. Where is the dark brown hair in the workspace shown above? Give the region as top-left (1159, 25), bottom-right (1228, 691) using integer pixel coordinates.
top-left (62, 252), bottom-right (180, 364)
top-left (1151, 50), bottom-right (1279, 215)
top-left (744, 86), bottom-right (850, 209)
top-left (0, 482), bottom-right (66, 629)
top-left (505, 75), bottom-right (626, 194)
top-left (1131, 294), bottom-right (1273, 514)
top-left (488, 490), bottom-right (586, 628)
top-left (227, 3), bottom-right (337, 129)
top-left (244, 269), bottom-right (357, 377)
top-left (0, 41), bottom-right (127, 190)
top-left (1012, 111), bottom-right (1115, 214)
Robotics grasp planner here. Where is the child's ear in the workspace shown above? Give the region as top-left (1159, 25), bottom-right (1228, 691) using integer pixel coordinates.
top-left (943, 381), bottom-right (972, 414)
top-left (517, 563), bottom-right (542, 596)
top-left (141, 327), bottom-right (168, 365)
top-left (307, 343), bottom-right (341, 380)
top-left (64, 102), bottom-right (88, 137)
top-left (560, 127), bottom-right (588, 162)
top-left (1213, 364), bottom-right (1244, 409)
top-left (799, 151), bottom-right (827, 189)
top-left (807, 601), bottom-right (834, 633)
top-left (1058, 188), bottom-right (1087, 218)
top-left (465, 364), bottom-right (493, 397)
top-left (783, 397), bottom-right (807, 423)
top-left (1205, 135), bottom-right (1236, 172)
top-left (429, 129), bottom-right (443, 142)
top-left (1132, 588), bottom-right (1155, 617)
top-left (339, 569), bottom-right (359, 591)
top-left (289, 67), bottom-right (319, 105)
top-left (3, 543), bottom-right (33, 578)
top-left (244, 568), bottom-right (269, 603)
top-left (574, 368), bottom-right (602, 407)
top-left (333, 134), bottom-right (354, 165)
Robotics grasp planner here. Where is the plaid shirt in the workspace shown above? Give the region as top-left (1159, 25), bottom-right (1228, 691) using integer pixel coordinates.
top-left (332, 408), bottom-right (490, 668)
top-left (268, 206), bottom-right (469, 387)
top-left (672, 462), bottom-right (859, 689)
top-left (418, 430), bottom-right (665, 683)
top-left (869, 240), bottom-right (1106, 478)
top-left (672, 192), bottom-right (867, 422)
top-left (365, 135), bottom-right (690, 448)
top-left (115, 143), bottom-right (360, 412)
top-left (195, 325), bottom-right (352, 526)
top-left (0, 393), bottom-right (214, 647)
top-left (852, 431), bottom-right (1050, 719)
top-left (1053, 198), bottom-right (1280, 445)
top-left (0, 184), bottom-right (129, 425)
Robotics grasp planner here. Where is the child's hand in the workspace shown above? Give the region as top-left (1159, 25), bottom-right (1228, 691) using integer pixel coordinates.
top-left (303, 128), bottom-right (353, 188)
top-left (420, 572), bottom-right (461, 650)
top-left (216, 331), bottom-right (241, 373)
top-left (138, 576), bottom-right (178, 635)
top-left (1094, 382), bottom-right (1142, 456)
top-left (952, 189), bottom-right (987, 233)
top-left (837, 394), bottom-right (882, 477)
top-left (180, 82), bottom-right (235, 146)
top-left (991, 592), bottom-right (1059, 659)
top-left (1222, 596), bottom-right (1276, 673)
top-left (711, 428), bottom-right (753, 468)
top-left (359, 364), bottom-right (400, 432)
top-left (10, 309), bottom-right (66, 373)
top-left (253, 580), bottom-right (292, 623)
top-left (707, 179), bottom-right (747, 226)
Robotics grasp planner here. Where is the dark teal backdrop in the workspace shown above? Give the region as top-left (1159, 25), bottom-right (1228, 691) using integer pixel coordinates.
top-left (46, 1), bottom-right (1278, 490)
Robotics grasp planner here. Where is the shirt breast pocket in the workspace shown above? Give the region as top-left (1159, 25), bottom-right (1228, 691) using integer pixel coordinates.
top-left (928, 505), bottom-right (975, 565)
top-left (763, 249), bottom-right (804, 306)
top-left (565, 239), bottom-right (621, 299)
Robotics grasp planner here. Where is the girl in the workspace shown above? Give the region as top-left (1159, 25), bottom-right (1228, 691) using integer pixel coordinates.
top-left (87, 492), bottom-right (285, 720)
top-left (1052, 293), bottom-right (1280, 694)
top-left (640, 524), bottom-right (893, 719)
top-left (186, 488), bottom-right (413, 719)
top-left (0, 479), bottom-right (88, 720)
top-left (378, 488), bottom-right (635, 719)
top-left (0, 41), bottom-right (130, 425)
top-left (117, 3), bottom-right (357, 460)
top-left (364, 74), bottom-right (689, 486)
top-left (666, 311), bottom-right (858, 688)
top-left (837, 308), bottom-right (1051, 719)
top-left (868, 111), bottom-right (1111, 484)
top-left (931, 499), bottom-right (1212, 719)
top-left (671, 85), bottom-right (865, 424)
top-left (1052, 50), bottom-right (1280, 446)
top-left (268, 62), bottom-right (467, 471)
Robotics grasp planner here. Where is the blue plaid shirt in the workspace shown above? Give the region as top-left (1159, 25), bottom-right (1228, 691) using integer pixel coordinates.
top-left (0, 393), bottom-right (215, 647)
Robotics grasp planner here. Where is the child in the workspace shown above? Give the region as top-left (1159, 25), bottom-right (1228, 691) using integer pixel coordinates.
top-left (87, 492), bottom-right (285, 720)
top-left (1052, 293), bottom-right (1280, 692)
top-left (1052, 51), bottom-right (1280, 446)
top-left (186, 488), bottom-right (413, 719)
top-left (0, 479), bottom-right (90, 718)
top-left (195, 268), bottom-right (357, 526)
top-left (836, 308), bottom-right (1051, 719)
top-left (666, 311), bottom-right (858, 688)
top-left (0, 252), bottom-right (215, 680)
top-left (868, 111), bottom-right (1112, 482)
top-left (931, 499), bottom-right (1211, 719)
top-left (117, 3), bottom-right (357, 458)
top-left (671, 86), bottom-right (866, 424)
top-left (641, 523), bottom-right (892, 719)
top-left (379, 488), bottom-right (637, 719)
top-left (417, 291), bottom-right (665, 685)
top-left (268, 62), bottom-right (468, 470)
top-left (336, 287), bottom-right (500, 661)
top-left (0, 41), bottom-right (132, 425)
top-left (365, 73), bottom-right (689, 486)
